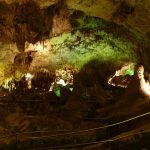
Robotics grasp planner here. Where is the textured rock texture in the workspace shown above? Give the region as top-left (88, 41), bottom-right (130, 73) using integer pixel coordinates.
top-left (67, 0), bottom-right (150, 34)
top-left (1, 0), bottom-right (150, 34)
top-left (0, 0), bottom-right (149, 82)
top-left (0, 0), bottom-right (150, 46)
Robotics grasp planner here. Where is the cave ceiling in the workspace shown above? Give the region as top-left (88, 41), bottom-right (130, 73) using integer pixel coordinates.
top-left (2, 0), bottom-right (150, 34)
top-left (0, 0), bottom-right (150, 47)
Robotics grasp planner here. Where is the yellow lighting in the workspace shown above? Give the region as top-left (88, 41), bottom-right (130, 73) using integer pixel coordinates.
top-left (25, 73), bottom-right (34, 80)
top-left (25, 41), bottom-right (48, 54)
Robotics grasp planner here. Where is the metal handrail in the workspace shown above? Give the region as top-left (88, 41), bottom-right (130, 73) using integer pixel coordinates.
top-left (18, 111), bottom-right (150, 139)
top-left (28, 129), bottom-right (150, 150)
top-left (0, 111), bottom-right (149, 150)
top-left (0, 111), bottom-right (149, 141)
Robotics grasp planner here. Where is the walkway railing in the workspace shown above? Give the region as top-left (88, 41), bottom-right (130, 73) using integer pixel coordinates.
top-left (0, 111), bottom-right (149, 149)
top-left (28, 129), bottom-right (150, 150)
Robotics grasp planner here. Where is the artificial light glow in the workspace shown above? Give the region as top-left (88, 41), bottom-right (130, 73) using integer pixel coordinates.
top-left (49, 66), bottom-right (74, 92)
top-left (142, 81), bottom-right (150, 96)
top-left (56, 79), bottom-right (67, 86)
top-left (125, 69), bottom-right (134, 76)
top-left (55, 67), bottom-right (74, 86)
top-left (54, 89), bottom-right (61, 97)
top-left (69, 87), bottom-right (73, 91)
top-left (49, 82), bottom-right (54, 91)
top-left (136, 65), bottom-right (150, 96)
top-left (1, 77), bottom-right (16, 91)
top-left (25, 41), bottom-right (48, 54)
top-left (108, 64), bottom-right (150, 97)
top-left (36, 42), bottom-right (44, 51)
top-left (25, 73), bottom-right (34, 80)
top-left (25, 73), bottom-right (34, 89)
top-left (108, 63), bottom-right (134, 88)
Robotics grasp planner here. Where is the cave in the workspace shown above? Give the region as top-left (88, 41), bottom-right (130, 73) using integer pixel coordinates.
top-left (0, 0), bottom-right (150, 149)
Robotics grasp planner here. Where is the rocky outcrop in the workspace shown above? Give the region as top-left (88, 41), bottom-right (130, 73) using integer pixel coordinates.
top-left (97, 65), bottom-right (150, 121)
top-left (0, 0), bottom-right (72, 51)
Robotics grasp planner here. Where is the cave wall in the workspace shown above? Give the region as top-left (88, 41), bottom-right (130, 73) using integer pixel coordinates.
top-left (2, 0), bottom-right (150, 34)
top-left (0, 0), bottom-right (150, 84)
top-left (0, 0), bottom-right (71, 51)
top-left (67, 0), bottom-right (150, 34)
top-left (0, 0), bottom-right (150, 52)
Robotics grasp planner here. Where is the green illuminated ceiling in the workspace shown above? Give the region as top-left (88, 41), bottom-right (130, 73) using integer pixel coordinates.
top-left (45, 16), bottom-right (142, 69)
top-left (44, 15), bottom-right (149, 70)
top-left (49, 29), bottom-right (137, 69)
